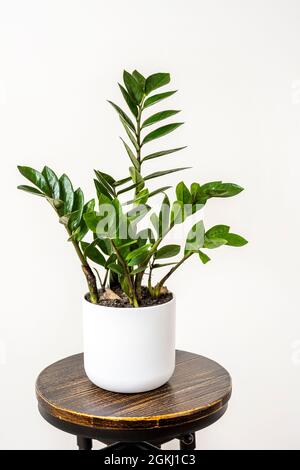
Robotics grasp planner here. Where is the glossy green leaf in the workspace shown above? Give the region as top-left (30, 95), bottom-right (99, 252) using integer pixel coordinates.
top-left (199, 250), bottom-right (211, 264)
top-left (203, 237), bottom-right (228, 249)
top-left (59, 174), bottom-right (74, 214)
top-left (72, 199), bottom-right (95, 242)
top-left (125, 186), bottom-right (171, 205)
top-left (132, 70), bottom-right (146, 90)
top-left (144, 90), bottom-right (177, 108)
top-left (185, 220), bottom-right (205, 253)
top-left (142, 110), bottom-right (180, 128)
top-left (198, 181), bottom-right (244, 202)
top-left (176, 181), bottom-right (192, 204)
top-left (81, 241), bottom-right (106, 266)
top-left (144, 167), bottom-right (190, 182)
top-left (42, 166), bottom-right (60, 200)
top-left (159, 194), bottom-right (170, 237)
top-left (120, 138), bottom-right (139, 170)
top-left (123, 70), bottom-right (143, 104)
top-left (142, 146), bottom-right (186, 163)
top-left (108, 100), bottom-right (136, 132)
top-left (94, 170), bottom-right (116, 197)
top-left (94, 179), bottom-right (113, 201)
top-left (223, 233), bottom-right (248, 247)
top-left (190, 183), bottom-right (201, 203)
top-left (17, 185), bottom-right (45, 197)
top-left (118, 83), bottom-right (138, 117)
top-left (69, 188), bottom-right (84, 230)
top-left (156, 244), bottom-right (180, 259)
top-left (17, 166), bottom-right (50, 195)
top-left (145, 73), bottom-right (170, 95)
top-left (142, 123), bottom-right (184, 145)
top-left (119, 116), bottom-right (139, 151)
top-left (108, 263), bottom-right (124, 275)
top-left (205, 225), bottom-right (230, 239)
top-left (150, 212), bottom-right (159, 235)
top-left (126, 204), bottom-right (150, 222)
top-left (170, 200), bottom-right (185, 226)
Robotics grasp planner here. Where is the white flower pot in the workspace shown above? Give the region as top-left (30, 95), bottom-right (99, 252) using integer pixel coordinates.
top-left (82, 296), bottom-right (176, 393)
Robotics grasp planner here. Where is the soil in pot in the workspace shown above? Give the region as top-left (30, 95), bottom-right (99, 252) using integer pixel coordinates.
top-left (87, 286), bottom-right (173, 308)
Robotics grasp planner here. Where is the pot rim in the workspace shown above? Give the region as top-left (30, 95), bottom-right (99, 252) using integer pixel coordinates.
top-left (83, 292), bottom-right (175, 311)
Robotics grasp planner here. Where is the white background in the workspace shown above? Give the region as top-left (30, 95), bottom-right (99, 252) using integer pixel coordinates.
top-left (1, 0), bottom-right (300, 450)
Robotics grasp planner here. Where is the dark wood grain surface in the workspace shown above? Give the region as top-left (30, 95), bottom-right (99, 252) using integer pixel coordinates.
top-left (36, 350), bottom-right (231, 431)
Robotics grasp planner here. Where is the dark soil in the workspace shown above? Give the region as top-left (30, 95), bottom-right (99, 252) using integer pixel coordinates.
top-left (87, 286), bottom-right (173, 308)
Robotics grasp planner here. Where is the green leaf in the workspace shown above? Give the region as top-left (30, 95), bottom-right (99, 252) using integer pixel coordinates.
top-left (199, 182), bottom-right (244, 202)
top-left (150, 212), bottom-right (159, 235)
top-left (123, 70), bottom-right (143, 104)
top-left (17, 185), bottom-right (45, 197)
top-left (118, 83), bottom-right (138, 117)
top-left (170, 200), bottom-right (185, 226)
top-left (156, 244), bottom-right (180, 259)
top-left (223, 233), bottom-right (248, 247)
top-left (176, 181), bottom-right (192, 204)
top-left (142, 110), bottom-right (180, 128)
top-left (126, 204), bottom-right (151, 222)
top-left (126, 243), bottom-right (151, 266)
top-left (108, 263), bottom-right (124, 275)
top-left (142, 146), bottom-right (187, 163)
top-left (81, 241), bottom-right (106, 266)
top-left (120, 138), bottom-right (139, 170)
top-left (59, 174), bottom-right (74, 214)
top-left (107, 100), bottom-right (136, 132)
top-left (129, 166), bottom-right (144, 192)
top-left (144, 167), bottom-right (190, 182)
top-left (142, 123), bottom-right (184, 145)
top-left (94, 179), bottom-right (113, 201)
top-left (114, 176), bottom-right (131, 187)
top-left (94, 170), bottom-right (116, 197)
top-left (205, 225), bottom-right (230, 239)
top-left (159, 194), bottom-right (170, 237)
top-left (119, 116), bottom-right (139, 151)
top-left (144, 90), bottom-right (177, 108)
top-left (42, 166), bottom-right (60, 199)
top-left (17, 166), bottom-right (50, 195)
top-left (69, 188), bottom-right (84, 230)
top-left (190, 183), bottom-right (201, 203)
top-left (203, 237), bottom-right (228, 249)
top-left (127, 250), bottom-right (150, 266)
top-left (126, 186), bottom-right (171, 205)
top-left (185, 221), bottom-right (205, 253)
top-left (145, 73), bottom-right (170, 95)
top-left (72, 199), bottom-right (95, 242)
top-left (132, 70), bottom-right (146, 90)
top-left (128, 188), bottom-right (149, 205)
top-left (199, 250), bottom-right (211, 264)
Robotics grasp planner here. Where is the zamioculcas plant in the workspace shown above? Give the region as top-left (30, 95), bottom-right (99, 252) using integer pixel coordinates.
top-left (18, 70), bottom-right (247, 393)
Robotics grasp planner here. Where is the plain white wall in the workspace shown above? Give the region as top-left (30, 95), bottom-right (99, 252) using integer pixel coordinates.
top-left (1, 0), bottom-right (299, 450)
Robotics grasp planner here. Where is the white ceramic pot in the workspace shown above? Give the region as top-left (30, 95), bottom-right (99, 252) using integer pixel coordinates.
top-left (82, 296), bottom-right (176, 393)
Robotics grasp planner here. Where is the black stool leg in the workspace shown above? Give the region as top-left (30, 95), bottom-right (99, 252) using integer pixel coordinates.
top-left (179, 432), bottom-right (196, 450)
top-left (77, 436), bottom-right (92, 450)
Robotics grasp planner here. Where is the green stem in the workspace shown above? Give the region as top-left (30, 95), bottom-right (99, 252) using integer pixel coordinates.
top-left (48, 200), bottom-right (99, 303)
top-left (154, 252), bottom-right (194, 296)
top-left (111, 240), bottom-right (139, 307)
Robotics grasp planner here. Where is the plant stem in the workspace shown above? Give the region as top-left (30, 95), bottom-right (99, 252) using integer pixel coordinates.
top-left (154, 252), bottom-right (194, 295)
top-left (111, 240), bottom-right (139, 307)
top-left (68, 229), bottom-right (99, 303)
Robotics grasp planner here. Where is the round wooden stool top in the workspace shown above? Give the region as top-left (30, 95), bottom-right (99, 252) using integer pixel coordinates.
top-left (36, 350), bottom-right (231, 443)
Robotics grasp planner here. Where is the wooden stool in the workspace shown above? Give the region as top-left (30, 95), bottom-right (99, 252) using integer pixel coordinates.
top-left (36, 350), bottom-right (231, 450)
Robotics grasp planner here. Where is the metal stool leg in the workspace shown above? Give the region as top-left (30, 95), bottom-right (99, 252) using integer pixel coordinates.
top-left (179, 432), bottom-right (196, 450)
top-left (77, 436), bottom-right (92, 450)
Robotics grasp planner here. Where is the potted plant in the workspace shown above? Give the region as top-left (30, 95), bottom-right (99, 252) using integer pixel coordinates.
top-left (18, 70), bottom-right (247, 393)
